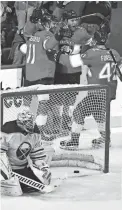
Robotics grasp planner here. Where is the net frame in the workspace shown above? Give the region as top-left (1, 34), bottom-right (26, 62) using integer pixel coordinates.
top-left (0, 84), bottom-right (110, 173)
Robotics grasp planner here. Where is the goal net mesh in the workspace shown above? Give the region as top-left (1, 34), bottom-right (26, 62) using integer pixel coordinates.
top-left (1, 84), bottom-right (110, 173)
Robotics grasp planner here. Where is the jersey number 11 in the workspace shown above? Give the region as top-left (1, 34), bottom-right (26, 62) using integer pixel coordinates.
top-left (27, 44), bottom-right (36, 64)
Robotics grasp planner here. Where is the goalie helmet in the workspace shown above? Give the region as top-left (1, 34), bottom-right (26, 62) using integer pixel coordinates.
top-left (17, 107), bottom-right (35, 133)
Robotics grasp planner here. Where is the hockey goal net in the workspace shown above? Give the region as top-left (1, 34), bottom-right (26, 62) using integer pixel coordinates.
top-left (0, 84), bottom-right (110, 173)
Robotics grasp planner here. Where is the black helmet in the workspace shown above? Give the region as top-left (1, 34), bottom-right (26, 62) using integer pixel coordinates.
top-left (62, 10), bottom-right (77, 20)
top-left (94, 21), bottom-right (110, 44)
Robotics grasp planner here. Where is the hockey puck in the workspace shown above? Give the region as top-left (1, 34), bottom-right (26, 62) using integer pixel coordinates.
top-left (74, 170), bottom-right (80, 173)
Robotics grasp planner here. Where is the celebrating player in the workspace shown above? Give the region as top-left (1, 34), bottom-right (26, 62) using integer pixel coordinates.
top-left (47, 15), bottom-right (122, 149)
top-left (20, 8), bottom-right (59, 86)
top-left (0, 106), bottom-right (53, 193)
top-left (64, 22), bottom-right (122, 150)
top-left (54, 10), bottom-right (81, 132)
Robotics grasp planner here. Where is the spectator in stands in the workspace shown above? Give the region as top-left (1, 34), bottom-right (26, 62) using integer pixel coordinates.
top-left (9, 28), bottom-right (27, 65)
top-left (1, 2), bottom-right (17, 65)
top-left (0, 2), bottom-right (7, 23)
top-left (1, 1), bottom-right (17, 48)
top-left (1, 1), bottom-right (13, 15)
top-left (14, 1), bottom-right (40, 32)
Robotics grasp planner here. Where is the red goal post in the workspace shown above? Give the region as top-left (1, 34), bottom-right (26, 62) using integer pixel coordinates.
top-left (0, 84), bottom-right (110, 173)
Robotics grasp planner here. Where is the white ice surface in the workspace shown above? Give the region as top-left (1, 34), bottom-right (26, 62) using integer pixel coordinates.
top-left (1, 129), bottom-right (122, 210)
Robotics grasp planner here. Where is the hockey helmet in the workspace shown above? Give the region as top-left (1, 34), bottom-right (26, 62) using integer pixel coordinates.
top-left (94, 20), bottom-right (110, 44)
top-left (62, 10), bottom-right (77, 21)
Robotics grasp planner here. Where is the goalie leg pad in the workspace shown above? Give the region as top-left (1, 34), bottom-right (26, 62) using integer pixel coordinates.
top-left (0, 177), bottom-right (23, 196)
top-left (0, 152), bottom-right (12, 181)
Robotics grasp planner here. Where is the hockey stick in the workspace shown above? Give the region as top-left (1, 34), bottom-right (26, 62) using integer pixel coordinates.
top-left (106, 47), bottom-right (122, 82)
top-left (57, 13), bottom-right (109, 28)
top-left (74, 13), bottom-right (107, 22)
top-left (63, 13), bottom-right (110, 23)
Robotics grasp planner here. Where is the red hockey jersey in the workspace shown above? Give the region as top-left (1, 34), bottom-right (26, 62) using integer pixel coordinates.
top-left (26, 30), bottom-right (56, 82)
top-left (61, 45), bottom-right (121, 100)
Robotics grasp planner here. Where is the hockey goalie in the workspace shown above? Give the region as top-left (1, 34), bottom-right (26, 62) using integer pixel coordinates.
top-left (0, 106), bottom-right (54, 196)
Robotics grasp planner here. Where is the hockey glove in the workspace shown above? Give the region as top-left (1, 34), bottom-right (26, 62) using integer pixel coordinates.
top-left (46, 49), bottom-right (63, 63)
top-left (60, 45), bottom-right (73, 55)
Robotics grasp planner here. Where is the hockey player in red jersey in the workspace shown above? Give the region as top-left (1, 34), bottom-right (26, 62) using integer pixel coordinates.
top-left (24, 9), bottom-right (59, 86)
top-left (60, 20), bottom-right (122, 149)
top-left (54, 10), bottom-right (81, 132)
top-left (47, 17), bottom-right (122, 149)
top-left (20, 7), bottom-right (74, 142)
top-left (45, 3), bottom-right (112, 140)
top-left (0, 106), bottom-right (53, 193)
top-left (70, 1), bottom-right (112, 46)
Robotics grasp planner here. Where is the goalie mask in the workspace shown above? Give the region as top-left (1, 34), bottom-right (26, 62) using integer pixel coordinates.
top-left (17, 107), bottom-right (35, 133)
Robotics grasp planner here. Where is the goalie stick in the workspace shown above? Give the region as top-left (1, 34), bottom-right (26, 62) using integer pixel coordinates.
top-left (11, 171), bottom-right (67, 193)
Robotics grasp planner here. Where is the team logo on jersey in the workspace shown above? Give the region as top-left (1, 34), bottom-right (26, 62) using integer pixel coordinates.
top-left (16, 142), bottom-right (32, 160)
